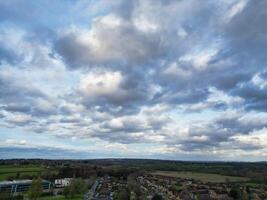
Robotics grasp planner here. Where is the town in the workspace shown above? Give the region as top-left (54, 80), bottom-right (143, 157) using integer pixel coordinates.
top-left (0, 159), bottom-right (266, 200)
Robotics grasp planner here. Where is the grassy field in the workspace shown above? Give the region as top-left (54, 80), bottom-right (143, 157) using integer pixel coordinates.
top-left (40, 195), bottom-right (83, 200)
top-left (0, 165), bottom-right (58, 181)
top-left (151, 171), bottom-right (249, 183)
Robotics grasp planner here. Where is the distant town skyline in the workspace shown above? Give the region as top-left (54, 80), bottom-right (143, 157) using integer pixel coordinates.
top-left (0, 0), bottom-right (267, 161)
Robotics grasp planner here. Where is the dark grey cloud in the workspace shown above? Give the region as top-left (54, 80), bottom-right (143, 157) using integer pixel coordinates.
top-left (225, 0), bottom-right (267, 63)
top-left (155, 89), bottom-right (210, 106)
top-left (59, 117), bottom-right (82, 124)
top-left (90, 131), bottom-right (146, 144)
top-left (54, 21), bottom-right (165, 70)
top-left (229, 70), bottom-right (267, 111)
top-left (232, 87), bottom-right (267, 111)
top-left (169, 112), bottom-right (267, 151)
top-left (172, 125), bottom-right (230, 151)
top-left (1, 0), bottom-right (267, 160)
top-left (67, 110), bottom-right (171, 144)
top-left (54, 33), bottom-right (92, 70)
top-left (77, 70), bottom-right (154, 115)
top-left (51, 0), bottom-right (267, 117)
top-left (0, 70), bottom-right (58, 118)
top-left (215, 113), bottom-right (267, 135)
top-left (0, 74), bottom-right (45, 102)
top-left (2, 0), bottom-right (267, 115)
top-left (1, 104), bottom-right (31, 113)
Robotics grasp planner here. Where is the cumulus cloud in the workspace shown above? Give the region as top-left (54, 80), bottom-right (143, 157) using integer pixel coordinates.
top-left (54, 13), bottom-right (165, 69)
top-left (1, 0), bottom-right (267, 160)
top-left (77, 69), bottom-right (154, 114)
top-left (163, 111), bottom-right (267, 152)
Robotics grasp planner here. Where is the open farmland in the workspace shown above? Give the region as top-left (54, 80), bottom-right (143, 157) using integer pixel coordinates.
top-left (151, 171), bottom-right (249, 183)
top-left (0, 165), bottom-right (58, 180)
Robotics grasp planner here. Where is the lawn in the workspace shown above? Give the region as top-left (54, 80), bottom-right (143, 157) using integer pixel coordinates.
top-left (0, 165), bottom-right (58, 181)
top-left (151, 171), bottom-right (249, 183)
top-left (40, 195), bottom-right (83, 200)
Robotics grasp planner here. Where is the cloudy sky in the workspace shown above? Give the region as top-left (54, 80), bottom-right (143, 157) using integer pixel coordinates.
top-left (0, 0), bottom-right (267, 161)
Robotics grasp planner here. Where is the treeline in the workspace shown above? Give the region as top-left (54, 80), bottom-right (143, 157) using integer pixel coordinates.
top-left (1, 159), bottom-right (267, 181)
top-left (4, 171), bottom-right (58, 182)
top-left (117, 160), bottom-right (267, 180)
top-left (58, 165), bottom-right (140, 180)
top-left (63, 178), bottom-right (87, 198)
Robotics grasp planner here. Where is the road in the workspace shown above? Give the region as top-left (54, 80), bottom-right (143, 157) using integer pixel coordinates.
top-left (84, 179), bottom-right (99, 200)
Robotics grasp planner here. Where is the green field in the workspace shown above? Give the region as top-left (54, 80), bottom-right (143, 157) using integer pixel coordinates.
top-left (0, 165), bottom-right (58, 181)
top-left (40, 195), bottom-right (83, 200)
top-left (151, 171), bottom-right (249, 183)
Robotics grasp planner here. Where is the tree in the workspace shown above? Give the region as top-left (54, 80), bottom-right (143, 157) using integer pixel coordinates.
top-left (72, 178), bottom-right (87, 195)
top-left (152, 194), bottom-right (163, 200)
top-left (0, 190), bottom-right (11, 200)
top-left (229, 186), bottom-right (241, 200)
top-left (241, 191), bottom-right (249, 200)
top-left (0, 191), bottom-right (23, 200)
top-left (133, 186), bottom-right (142, 199)
top-left (63, 186), bottom-right (70, 198)
top-left (127, 178), bottom-right (142, 199)
top-left (65, 178), bottom-right (87, 197)
top-left (117, 189), bottom-right (130, 200)
top-left (16, 172), bottom-right (20, 179)
top-left (28, 177), bottom-right (43, 200)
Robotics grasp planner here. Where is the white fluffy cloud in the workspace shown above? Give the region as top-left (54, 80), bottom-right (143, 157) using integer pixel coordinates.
top-left (1, 0), bottom-right (267, 160)
top-left (79, 70), bottom-right (125, 101)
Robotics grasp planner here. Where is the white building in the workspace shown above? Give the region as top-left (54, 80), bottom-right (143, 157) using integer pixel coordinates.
top-left (54, 178), bottom-right (72, 188)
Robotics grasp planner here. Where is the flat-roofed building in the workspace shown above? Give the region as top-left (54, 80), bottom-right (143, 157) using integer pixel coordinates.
top-left (0, 179), bottom-right (51, 194)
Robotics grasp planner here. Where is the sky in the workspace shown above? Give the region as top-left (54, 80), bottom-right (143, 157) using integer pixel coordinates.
top-left (0, 0), bottom-right (267, 161)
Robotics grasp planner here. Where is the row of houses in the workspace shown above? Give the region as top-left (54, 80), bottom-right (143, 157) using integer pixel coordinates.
top-left (137, 174), bottom-right (267, 200)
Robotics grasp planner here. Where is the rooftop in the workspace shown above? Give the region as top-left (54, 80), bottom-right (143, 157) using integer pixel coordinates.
top-left (0, 179), bottom-right (50, 186)
top-left (0, 180), bottom-right (32, 186)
